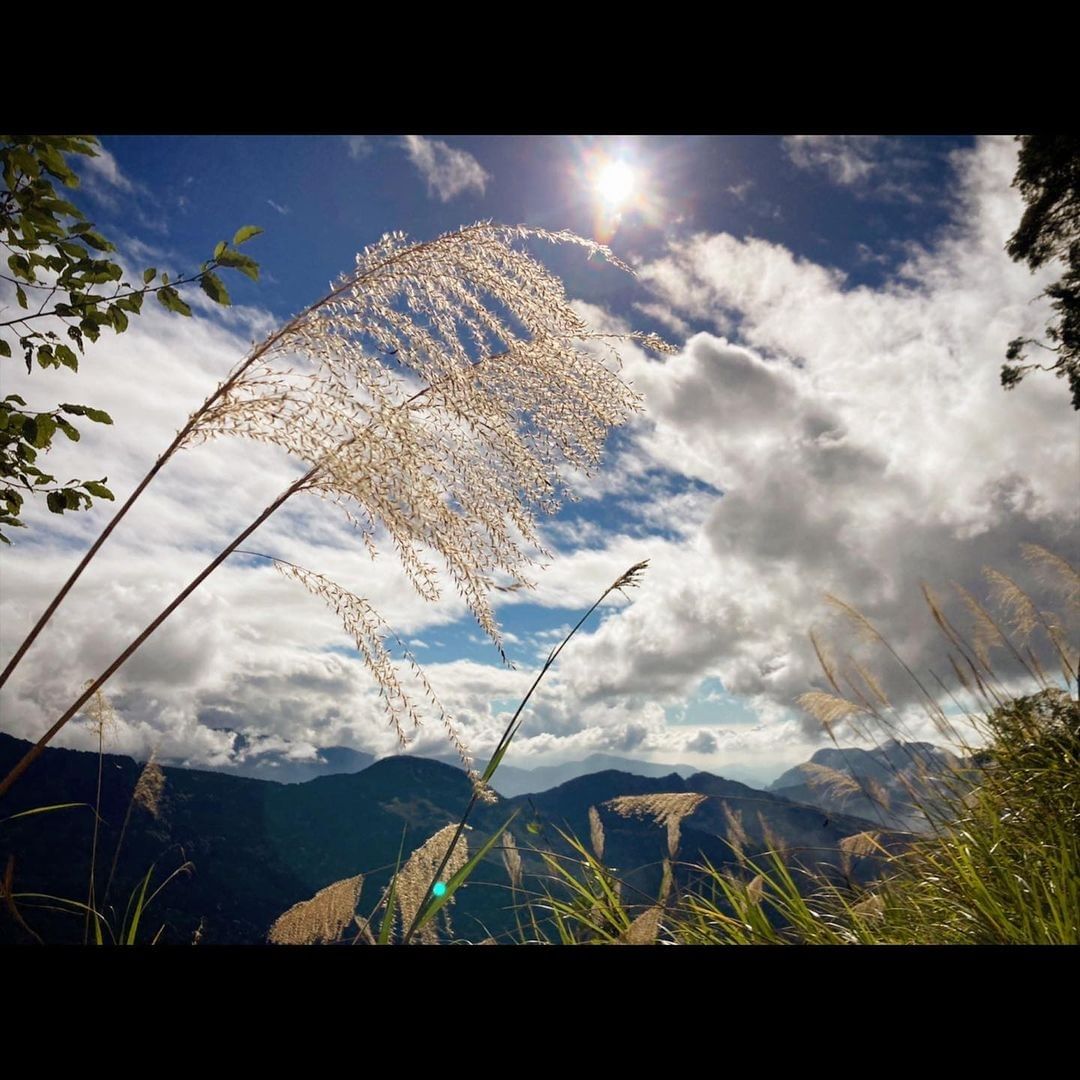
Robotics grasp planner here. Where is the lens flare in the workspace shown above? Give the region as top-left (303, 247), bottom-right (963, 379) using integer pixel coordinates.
top-left (594, 159), bottom-right (638, 210)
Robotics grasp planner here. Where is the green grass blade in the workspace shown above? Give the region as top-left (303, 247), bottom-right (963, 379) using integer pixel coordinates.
top-left (415, 809), bottom-right (520, 932)
top-left (1, 802), bottom-right (87, 824)
top-left (377, 825), bottom-right (408, 945)
top-left (124, 864), bottom-right (155, 945)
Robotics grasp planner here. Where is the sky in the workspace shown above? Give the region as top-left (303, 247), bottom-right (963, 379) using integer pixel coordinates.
top-left (1, 134), bottom-right (1077, 788)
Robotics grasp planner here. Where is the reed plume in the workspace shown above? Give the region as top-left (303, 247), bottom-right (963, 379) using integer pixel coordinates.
top-left (0, 224), bottom-right (669, 800)
top-left (394, 823), bottom-right (469, 945)
top-left (605, 792), bottom-right (707, 859)
top-left (268, 874), bottom-right (365, 945)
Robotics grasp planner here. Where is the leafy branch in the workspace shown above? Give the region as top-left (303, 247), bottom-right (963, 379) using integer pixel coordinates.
top-left (0, 134), bottom-right (263, 540)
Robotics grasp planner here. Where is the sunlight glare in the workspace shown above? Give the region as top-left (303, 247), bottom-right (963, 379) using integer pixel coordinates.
top-left (594, 159), bottom-right (638, 211)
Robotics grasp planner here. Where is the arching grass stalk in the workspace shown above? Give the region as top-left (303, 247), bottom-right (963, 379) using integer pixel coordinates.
top-left (400, 560), bottom-right (649, 945)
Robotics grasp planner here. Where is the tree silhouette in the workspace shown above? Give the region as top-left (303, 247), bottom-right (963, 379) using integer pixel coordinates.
top-left (1001, 134), bottom-right (1080, 409)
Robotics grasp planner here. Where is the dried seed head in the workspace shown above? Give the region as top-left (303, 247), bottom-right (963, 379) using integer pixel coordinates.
top-left (394, 824), bottom-right (469, 945)
top-left (133, 755), bottom-right (165, 819)
top-left (82, 683), bottom-right (117, 743)
top-left (501, 831), bottom-right (523, 892)
top-left (188, 223), bottom-right (666, 764)
top-left (800, 762), bottom-right (863, 802)
top-left (619, 905), bottom-right (664, 945)
top-left (746, 874), bottom-right (765, 905)
top-left (268, 874), bottom-right (364, 945)
top-left (852, 892), bottom-right (885, 923)
top-left (272, 560), bottom-right (470, 766)
top-left (722, 803), bottom-right (749, 859)
top-left (588, 805), bottom-right (605, 861)
top-left (797, 690), bottom-right (866, 732)
top-left (605, 792), bottom-right (707, 858)
top-left (1021, 544), bottom-right (1080, 613)
top-left (839, 831), bottom-right (881, 858)
top-left (983, 568), bottom-right (1041, 642)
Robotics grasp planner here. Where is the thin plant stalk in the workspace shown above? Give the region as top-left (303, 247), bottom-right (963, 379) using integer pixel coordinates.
top-left (0, 464), bottom-right (317, 801)
top-left (400, 560), bottom-right (648, 945)
top-left (83, 721), bottom-right (104, 945)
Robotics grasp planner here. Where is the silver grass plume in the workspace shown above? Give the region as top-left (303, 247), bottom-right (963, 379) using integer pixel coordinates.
top-left (269, 560), bottom-right (469, 764)
top-left (394, 823), bottom-right (469, 945)
top-left (0, 224), bottom-right (672, 803)
top-left (605, 792), bottom-right (707, 859)
top-left (501, 831), bottom-right (523, 892)
top-left (588, 805), bottom-right (605, 860)
top-left (191, 224), bottom-right (668, 754)
top-left (268, 874), bottom-right (364, 945)
top-left (618, 905), bottom-right (664, 945)
top-left (82, 682), bottom-right (118, 743)
top-left (133, 754), bottom-right (165, 819)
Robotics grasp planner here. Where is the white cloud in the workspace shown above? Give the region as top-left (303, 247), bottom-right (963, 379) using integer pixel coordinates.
top-left (82, 146), bottom-right (135, 194)
top-left (549, 135), bottom-right (1078, 740)
top-left (783, 135), bottom-right (944, 201)
top-left (343, 136), bottom-right (372, 160)
top-left (400, 136), bottom-right (490, 202)
top-left (2, 137), bottom-right (1075, 786)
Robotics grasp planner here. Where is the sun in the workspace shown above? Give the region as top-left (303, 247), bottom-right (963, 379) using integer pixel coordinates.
top-left (593, 159), bottom-right (638, 211)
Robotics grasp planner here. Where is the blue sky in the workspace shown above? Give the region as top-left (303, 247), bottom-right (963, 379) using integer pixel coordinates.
top-left (1, 135), bottom-right (1076, 786)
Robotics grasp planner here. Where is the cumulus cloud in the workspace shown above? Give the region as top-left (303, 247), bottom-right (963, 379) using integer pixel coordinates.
top-left (2, 137), bottom-right (1075, 783)
top-left (400, 135), bottom-right (490, 202)
top-left (685, 730), bottom-right (718, 754)
top-left (552, 135), bottom-right (1078, 739)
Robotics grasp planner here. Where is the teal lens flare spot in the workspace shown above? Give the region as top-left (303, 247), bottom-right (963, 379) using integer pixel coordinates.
top-left (432, 882), bottom-right (447, 897)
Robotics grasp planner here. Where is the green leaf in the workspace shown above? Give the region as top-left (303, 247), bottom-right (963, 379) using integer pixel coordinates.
top-left (56, 417), bottom-right (80, 442)
top-left (0, 340), bottom-right (10, 358)
top-left (60, 404), bottom-right (112, 425)
top-left (4, 394), bottom-right (27, 406)
top-left (55, 344), bottom-right (78, 370)
top-left (46, 491), bottom-right (65, 514)
top-left (82, 480), bottom-right (113, 500)
top-left (21, 418), bottom-right (37, 445)
top-left (199, 271), bottom-right (231, 307)
top-left (1, 802), bottom-right (88, 825)
top-left (215, 249), bottom-right (259, 281)
top-left (143, 267), bottom-right (156, 284)
top-left (15, 285), bottom-right (27, 309)
top-left (57, 240), bottom-right (89, 261)
top-left (31, 415), bottom-right (56, 448)
top-left (157, 287), bottom-right (192, 317)
top-left (109, 306), bottom-right (129, 334)
top-left (8, 253), bottom-right (32, 280)
top-left (125, 864), bottom-right (155, 944)
top-left (213, 241), bottom-right (226, 260)
top-left (80, 231), bottom-right (115, 253)
top-left (63, 488), bottom-right (81, 510)
top-left (232, 225), bottom-right (263, 246)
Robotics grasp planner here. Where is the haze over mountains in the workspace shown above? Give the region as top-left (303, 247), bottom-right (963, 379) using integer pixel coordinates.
top-left (202, 728), bottom-right (763, 792)
top-left (0, 731), bottom-right (897, 945)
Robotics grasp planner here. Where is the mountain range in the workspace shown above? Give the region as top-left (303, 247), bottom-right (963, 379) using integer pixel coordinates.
top-left (770, 740), bottom-right (964, 832)
top-left (0, 732), bottom-right (903, 944)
